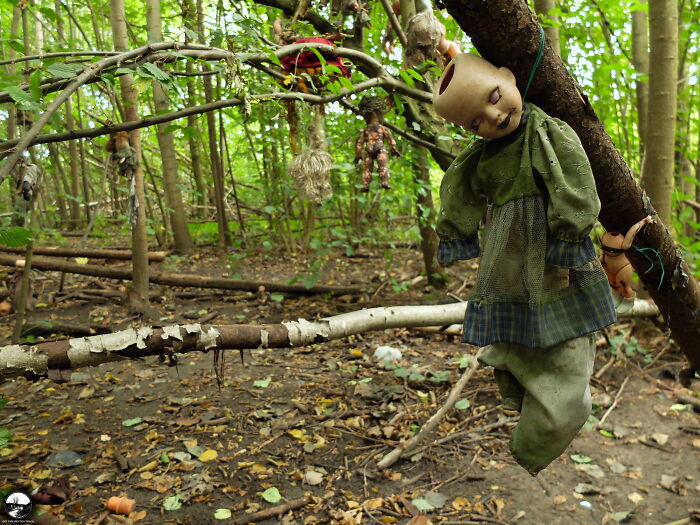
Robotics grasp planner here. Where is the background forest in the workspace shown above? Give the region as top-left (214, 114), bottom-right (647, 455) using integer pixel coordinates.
top-left (0, 1), bottom-right (699, 524)
top-left (0, 0), bottom-right (698, 292)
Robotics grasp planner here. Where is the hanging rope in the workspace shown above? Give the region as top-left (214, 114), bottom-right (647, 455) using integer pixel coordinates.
top-left (522, 24), bottom-right (545, 101)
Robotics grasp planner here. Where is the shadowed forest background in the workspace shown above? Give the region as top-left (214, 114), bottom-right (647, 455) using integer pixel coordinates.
top-left (0, 0), bottom-right (698, 523)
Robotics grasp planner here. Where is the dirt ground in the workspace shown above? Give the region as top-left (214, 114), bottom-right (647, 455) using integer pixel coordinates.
top-left (0, 246), bottom-right (698, 525)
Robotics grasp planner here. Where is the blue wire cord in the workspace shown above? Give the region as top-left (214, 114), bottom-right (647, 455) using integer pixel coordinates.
top-left (522, 25), bottom-right (546, 101)
top-left (632, 245), bottom-right (665, 290)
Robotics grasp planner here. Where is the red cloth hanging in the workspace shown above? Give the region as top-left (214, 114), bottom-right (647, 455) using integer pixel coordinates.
top-left (280, 37), bottom-right (351, 78)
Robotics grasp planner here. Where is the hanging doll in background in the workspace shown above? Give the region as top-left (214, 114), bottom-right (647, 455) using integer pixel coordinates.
top-left (433, 51), bottom-right (619, 475)
top-left (600, 215), bottom-right (654, 311)
top-left (12, 155), bottom-right (38, 202)
top-left (106, 131), bottom-right (138, 179)
top-left (354, 96), bottom-right (400, 192)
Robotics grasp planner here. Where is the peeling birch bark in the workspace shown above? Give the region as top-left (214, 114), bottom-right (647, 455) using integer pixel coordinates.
top-left (0, 299), bottom-right (657, 380)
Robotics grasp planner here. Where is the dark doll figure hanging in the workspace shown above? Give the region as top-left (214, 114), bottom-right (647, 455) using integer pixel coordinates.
top-left (354, 96), bottom-right (400, 192)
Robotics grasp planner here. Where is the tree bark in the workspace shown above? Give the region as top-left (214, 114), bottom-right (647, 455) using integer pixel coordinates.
top-left (0, 254), bottom-right (362, 296)
top-left (640, 0), bottom-right (678, 227)
top-left (0, 303), bottom-right (465, 380)
top-left (146, 0), bottom-right (193, 253)
top-left (631, 1), bottom-right (649, 155)
top-left (109, 0), bottom-right (150, 311)
top-left (0, 246), bottom-right (168, 261)
top-left (534, 0), bottom-right (560, 57)
top-left (413, 146), bottom-right (444, 288)
top-left (0, 299), bottom-right (658, 381)
top-left (442, 0), bottom-right (700, 371)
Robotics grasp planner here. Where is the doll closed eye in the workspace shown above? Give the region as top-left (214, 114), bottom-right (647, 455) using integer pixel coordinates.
top-left (489, 87), bottom-right (501, 104)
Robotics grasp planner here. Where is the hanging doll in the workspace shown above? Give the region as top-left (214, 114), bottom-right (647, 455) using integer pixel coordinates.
top-left (433, 52), bottom-right (619, 475)
top-left (354, 96), bottom-right (400, 192)
top-left (279, 37), bottom-right (351, 93)
top-left (600, 216), bottom-right (654, 309)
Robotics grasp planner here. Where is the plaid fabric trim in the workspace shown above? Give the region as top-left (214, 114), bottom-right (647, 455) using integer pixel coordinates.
top-left (437, 235), bottom-right (480, 265)
top-left (462, 275), bottom-right (617, 349)
top-left (545, 236), bottom-right (597, 268)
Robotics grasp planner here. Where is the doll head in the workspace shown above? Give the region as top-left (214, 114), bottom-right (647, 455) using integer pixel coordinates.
top-left (433, 53), bottom-right (523, 139)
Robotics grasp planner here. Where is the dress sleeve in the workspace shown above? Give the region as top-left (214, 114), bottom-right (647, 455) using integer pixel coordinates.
top-left (532, 117), bottom-right (600, 268)
top-left (435, 144), bottom-right (486, 265)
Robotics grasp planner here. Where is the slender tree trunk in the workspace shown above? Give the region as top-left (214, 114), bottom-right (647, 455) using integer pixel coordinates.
top-left (197, 0), bottom-right (230, 246)
top-left (47, 144), bottom-right (69, 225)
top-left (639, 0), bottom-right (678, 227)
top-left (109, 0), bottom-right (150, 311)
top-left (534, 0), bottom-right (560, 57)
top-left (182, 0), bottom-right (207, 216)
top-left (631, 1), bottom-right (650, 157)
top-left (146, 0), bottom-right (193, 253)
top-left (413, 146), bottom-right (444, 288)
top-left (442, 0), bottom-right (700, 371)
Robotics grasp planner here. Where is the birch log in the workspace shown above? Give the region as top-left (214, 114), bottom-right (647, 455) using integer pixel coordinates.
top-left (0, 303), bottom-right (467, 380)
top-left (0, 300), bottom-right (660, 380)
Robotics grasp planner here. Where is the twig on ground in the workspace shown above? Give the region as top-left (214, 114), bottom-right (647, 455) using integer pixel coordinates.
top-left (231, 496), bottom-right (311, 524)
top-left (597, 376), bottom-right (630, 427)
top-left (377, 349), bottom-right (482, 469)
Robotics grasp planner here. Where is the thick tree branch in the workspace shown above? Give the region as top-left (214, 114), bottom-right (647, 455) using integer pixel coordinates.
top-left (444, 0), bottom-right (700, 371)
top-left (0, 303), bottom-right (468, 380)
top-left (0, 42), bottom-right (431, 157)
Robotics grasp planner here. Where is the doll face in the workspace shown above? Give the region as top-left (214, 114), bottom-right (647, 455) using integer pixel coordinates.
top-left (433, 53), bottom-right (523, 140)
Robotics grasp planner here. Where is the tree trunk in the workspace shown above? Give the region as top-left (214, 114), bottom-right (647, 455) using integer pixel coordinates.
top-left (534, 0), bottom-right (560, 57)
top-left (197, 0), bottom-right (230, 247)
top-left (182, 0), bottom-right (207, 216)
top-left (442, 0), bottom-right (700, 372)
top-left (109, 0), bottom-right (150, 311)
top-left (413, 146), bottom-right (444, 288)
top-left (0, 246), bottom-right (168, 261)
top-left (640, 0), bottom-right (678, 228)
top-left (0, 254), bottom-right (362, 295)
top-left (0, 300), bottom-right (659, 381)
top-left (146, 0), bottom-right (193, 253)
top-left (631, 1), bottom-right (650, 156)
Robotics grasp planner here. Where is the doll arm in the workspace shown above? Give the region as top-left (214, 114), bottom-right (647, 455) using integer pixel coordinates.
top-left (533, 118), bottom-right (600, 267)
top-left (355, 130), bottom-right (366, 161)
top-left (382, 126), bottom-right (400, 156)
top-left (435, 144), bottom-right (486, 265)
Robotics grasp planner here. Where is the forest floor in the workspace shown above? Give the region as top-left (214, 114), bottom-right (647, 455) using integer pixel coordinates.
top-left (0, 244), bottom-right (698, 525)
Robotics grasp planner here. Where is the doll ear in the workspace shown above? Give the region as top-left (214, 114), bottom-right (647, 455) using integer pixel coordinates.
top-left (498, 67), bottom-right (517, 83)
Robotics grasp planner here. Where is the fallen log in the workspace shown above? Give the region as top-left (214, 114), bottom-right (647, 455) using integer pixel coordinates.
top-left (0, 246), bottom-right (169, 261)
top-left (0, 302), bottom-right (468, 380)
top-left (0, 254), bottom-right (362, 296)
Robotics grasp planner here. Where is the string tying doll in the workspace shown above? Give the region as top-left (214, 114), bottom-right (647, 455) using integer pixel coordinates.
top-left (354, 96), bottom-right (400, 192)
top-left (432, 29), bottom-right (617, 476)
top-left (600, 215), bottom-right (655, 311)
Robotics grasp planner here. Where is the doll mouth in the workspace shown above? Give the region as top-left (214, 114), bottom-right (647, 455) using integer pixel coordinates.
top-left (497, 111), bottom-right (513, 129)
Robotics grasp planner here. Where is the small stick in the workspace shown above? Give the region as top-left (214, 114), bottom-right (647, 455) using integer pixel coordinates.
top-left (377, 349), bottom-right (482, 469)
top-left (597, 376), bottom-right (630, 427)
top-left (231, 496), bottom-right (311, 524)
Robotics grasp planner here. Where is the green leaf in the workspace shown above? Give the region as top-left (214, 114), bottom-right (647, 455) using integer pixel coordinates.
top-left (261, 487), bottom-right (281, 503)
top-left (269, 293), bottom-right (284, 302)
top-left (253, 378), bottom-right (271, 388)
top-left (0, 427), bottom-right (11, 447)
top-left (214, 508), bottom-right (232, 519)
top-left (8, 40), bottom-right (24, 54)
top-left (163, 494), bottom-right (183, 511)
top-left (122, 417), bottom-right (143, 427)
top-left (46, 63), bottom-right (83, 79)
top-left (411, 497), bottom-right (435, 512)
top-left (598, 429), bottom-right (615, 438)
top-left (0, 226), bottom-right (31, 247)
top-left (160, 452), bottom-right (170, 464)
top-left (405, 68), bottom-right (424, 82)
top-left (570, 454), bottom-right (592, 464)
top-left (0, 396), bottom-right (7, 409)
top-left (4, 86), bottom-right (39, 110)
top-left (307, 47), bottom-right (327, 67)
top-left (38, 7), bottom-right (57, 21)
top-left (454, 398), bottom-right (471, 410)
top-left (393, 367), bottom-right (409, 378)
